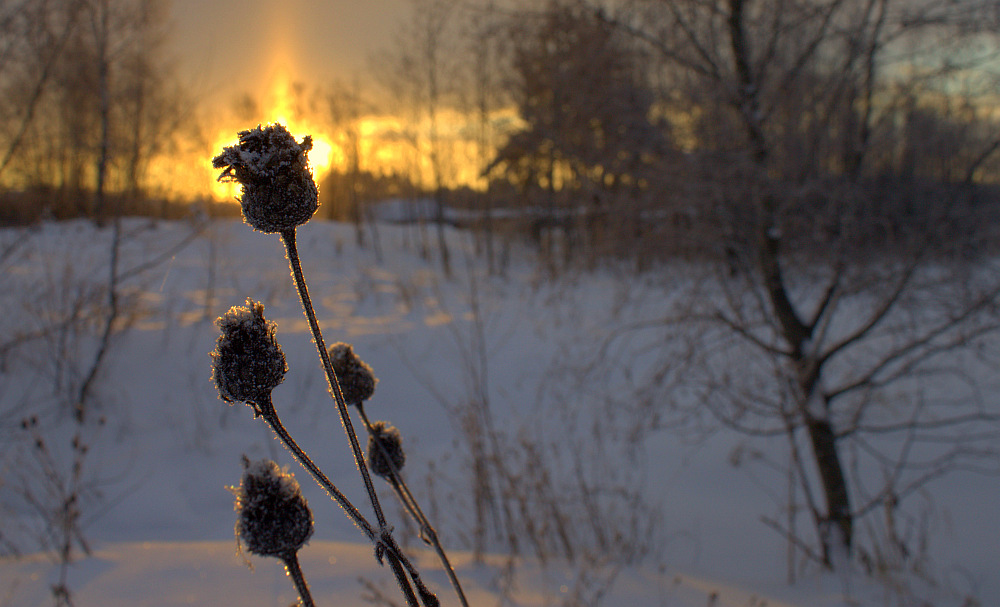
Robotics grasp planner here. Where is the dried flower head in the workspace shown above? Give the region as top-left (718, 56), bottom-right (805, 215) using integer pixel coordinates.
top-left (212, 124), bottom-right (319, 233)
top-left (232, 457), bottom-right (314, 559)
top-left (367, 421), bottom-right (406, 479)
top-left (211, 299), bottom-right (287, 409)
top-left (327, 342), bottom-right (377, 405)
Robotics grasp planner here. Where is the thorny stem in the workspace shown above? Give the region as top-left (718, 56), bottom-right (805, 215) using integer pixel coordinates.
top-left (282, 552), bottom-right (316, 607)
top-left (279, 228), bottom-right (428, 607)
top-left (358, 404), bottom-right (470, 607)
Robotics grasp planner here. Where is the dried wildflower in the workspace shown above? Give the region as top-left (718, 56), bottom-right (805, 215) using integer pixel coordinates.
top-left (211, 299), bottom-right (287, 409)
top-left (232, 457), bottom-right (314, 559)
top-left (367, 421), bottom-right (406, 479)
top-left (328, 342), bottom-right (377, 405)
top-left (212, 124), bottom-right (319, 233)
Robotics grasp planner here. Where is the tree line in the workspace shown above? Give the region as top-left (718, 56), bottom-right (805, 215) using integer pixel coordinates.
top-left (469, 0), bottom-right (999, 267)
top-left (0, 0), bottom-right (188, 224)
top-left (371, 0), bottom-right (1000, 580)
top-left (320, 0), bottom-right (1000, 275)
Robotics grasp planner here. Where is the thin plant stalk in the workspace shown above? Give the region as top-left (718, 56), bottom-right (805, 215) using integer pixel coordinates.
top-left (358, 403), bottom-right (470, 607)
top-left (280, 228), bottom-right (385, 520)
top-left (257, 395), bottom-right (420, 607)
top-left (256, 394), bottom-right (374, 539)
top-left (282, 553), bottom-right (316, 607)
top-left (257, 394), bottom-right (424, 607)
top-left (279, 227), bottom-right (427, 607)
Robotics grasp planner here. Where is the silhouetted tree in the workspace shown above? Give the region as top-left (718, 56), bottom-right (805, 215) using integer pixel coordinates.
top-left (0, 0), bottom-right (83, 184)
top-left (600, 0), bottom-right (1000, 569)
top-left (376, 0), bottom-right (464, 275)
top-left (487, 1), bottom-right (675, 264)
top-left (1, 0), bottom-right (184, 219)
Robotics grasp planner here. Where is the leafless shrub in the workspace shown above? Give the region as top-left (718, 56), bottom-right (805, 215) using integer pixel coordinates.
top-left (397, 251), bottom-right (663, 605)
top-left (0, 215), bottom-right (200, 605)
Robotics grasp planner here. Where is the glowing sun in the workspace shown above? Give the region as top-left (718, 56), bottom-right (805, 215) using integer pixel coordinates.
top-left (210, 78), bottom-right (338, 202)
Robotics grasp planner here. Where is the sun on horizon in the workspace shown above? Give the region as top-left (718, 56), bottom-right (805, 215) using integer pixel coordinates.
top-left (208, 76), bottom-right (340, 202)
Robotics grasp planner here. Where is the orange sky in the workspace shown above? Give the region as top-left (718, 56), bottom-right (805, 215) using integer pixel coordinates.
top-left (165, 0), bottom-right (521, 201)
top-left (168, 0), bottom-right (414, 200)
top-left (170, 0), bottom-right (411, 105)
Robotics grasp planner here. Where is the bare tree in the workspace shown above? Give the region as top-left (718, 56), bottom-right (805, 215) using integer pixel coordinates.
top-left (0, 0), bottom-right (184, 219)
top-left (375, 0), bottom-right (465, 275)
top-left (0, 215), bottom-right (202, 604)
top-left (457, 1), bottom-right (507, 274)
top-left (486, 0), bottom-right (678, 268)
top-left (0, 0), bottom-right (83, 183)
top-left (326, 80), bottom-right (367, 238)
top-left (588, 0), bottom-right (1000, 571)
top-left (78, 0), bottom-right (179, 219)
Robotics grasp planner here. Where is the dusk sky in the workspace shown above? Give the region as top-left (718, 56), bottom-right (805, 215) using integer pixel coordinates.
top-left (166, 0), bottom-right (419, 197)
top-left (170, 0), bottom-right (412, 105)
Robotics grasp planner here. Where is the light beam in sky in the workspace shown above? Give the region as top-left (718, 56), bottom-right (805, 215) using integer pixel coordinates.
top-left (208, 0), bottom-right (339, 202)
top-left (208, 97), bottom-right (338, 202)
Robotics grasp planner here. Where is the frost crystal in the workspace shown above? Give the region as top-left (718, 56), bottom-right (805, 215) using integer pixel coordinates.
top-left (232, 457), bottom-right (314, 559)
top-left (367, 421), bottom-right (406, 479)
top-left (327, 342), bottom-right (378, 405)
top-left (212, 124), bottom-right (319, 233)
top-left (210, 299), bottom-right (287, 408)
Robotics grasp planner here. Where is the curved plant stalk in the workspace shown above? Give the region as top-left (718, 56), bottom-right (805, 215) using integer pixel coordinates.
top-left (258, 394), bottom-right (420, 607)
top-left (257, 394), bottom-right (431, 607)
top-left (358, 404), bottom-right (470, 607)
top-left (279, 227), bottom-right (433, 607)
top-left (281, 552), bottom-right (316, 607)
top-left (256, 394), bottom-right (374, 540)
top-left (280, 228), bottom-right (384, 517)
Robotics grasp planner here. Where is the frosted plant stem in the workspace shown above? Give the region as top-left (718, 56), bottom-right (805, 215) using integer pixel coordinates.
top-left (280, 228), bottom-right (424, 607)
top-left (280, 228), bottom-right (386, 523)
top-left (258, 395), bottom-right (420, 607)
top-left (358, 404), bottom-right (470, 607)
top-left (282, 553), bottom-right (315, 607)
top-left (257, 394), bottom-right (374, 538)
top-left (396, 481), bottom-right (468, 607)
top-left (260, 392), bottom-right (422, 607)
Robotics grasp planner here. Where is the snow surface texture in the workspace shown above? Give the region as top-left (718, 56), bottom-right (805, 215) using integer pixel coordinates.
top-left (1, 218), bottom-right (997, 606)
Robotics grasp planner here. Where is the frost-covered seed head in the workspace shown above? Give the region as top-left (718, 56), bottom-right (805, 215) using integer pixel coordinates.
top-left (212, 124), bottom-right (319, 233)
top-left (232, 457), bottom-right (314, 559)
top-left (211, 299), bottom-right (287, 407)
top-left (327, 342), bottom-right (377, 405)
top-left (367, 421), bottom-right (406, 479)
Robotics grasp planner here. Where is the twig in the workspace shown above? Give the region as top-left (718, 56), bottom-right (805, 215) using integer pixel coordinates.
top-left (75, 216), bottom-right (122, 422)
top-left (761, 516), bottom-right (825, 566)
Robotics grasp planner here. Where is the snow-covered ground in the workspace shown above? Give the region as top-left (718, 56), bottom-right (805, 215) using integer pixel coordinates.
top-left (1, 217), bottom-right (997, 606)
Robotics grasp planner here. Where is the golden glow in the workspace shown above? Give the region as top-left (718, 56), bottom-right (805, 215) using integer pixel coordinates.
top-left (266, 77), bottom-right (338, 179)
top-left (148, 2), bottom-right (511, 202)
top-left (345, 106), bottom-right (522, 191)
top-left (206, 3), bottom-right (340, 203)
top-left (185, 101), bottom-right (518, 202)
top-left (208, 76), bottom-right (340, 202)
